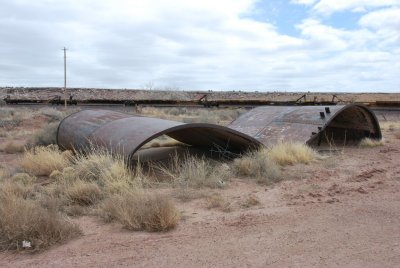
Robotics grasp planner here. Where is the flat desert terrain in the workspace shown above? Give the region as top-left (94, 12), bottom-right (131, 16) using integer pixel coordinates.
top-left (0, 105), bottom-right (399, 267)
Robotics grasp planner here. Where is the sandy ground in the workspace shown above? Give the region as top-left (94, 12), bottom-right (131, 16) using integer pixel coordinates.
top-left (0, 111), bottom-right (400, 267)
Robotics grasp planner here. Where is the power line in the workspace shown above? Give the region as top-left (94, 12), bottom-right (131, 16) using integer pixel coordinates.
top-left (62, 47), bottom-right (67, 108)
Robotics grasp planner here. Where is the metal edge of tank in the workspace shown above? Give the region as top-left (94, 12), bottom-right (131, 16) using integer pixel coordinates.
top-left (87, 119), bottom-right (263, 163)
top-left (306, 104), bottom-right (382, 144)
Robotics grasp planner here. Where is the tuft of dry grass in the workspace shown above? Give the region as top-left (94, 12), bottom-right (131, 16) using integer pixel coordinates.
top-left (100, 191), bottom-right (180, 232)
top-left (11, 173), bottom-right (36, 185)
top-left (0, 191), bottom-right (81, 251)
top-left (0, 108), bottom-right (27, 128)
top-left (139, 107), bottom-right (245, 126)
top-left (0, 180), bottom-right (34, 200)
top-left (73, 149), bottom-right (142, 193)
top-left (1, 141), bottom-right (25, 154)
top-left (19, 145), bottom-right (72, 176)
top-left (26, 122), bottom-right (60, 148)
top-left (0, 168), bottom-right (10, 181)
top-left (240, 195), bottom-right (261, 208)
top-left (206, 194), bottom-right (232, 212)
top-left (359, 138), bottom-right (385, 147)
top-left (379, 121), bottom-right (400, 131)
top-left (64, 180), bottom-right (103, 206)
top-left (268, 142), bottom-right (318, 166)
top-left (233, 149), bottom-right (281, 184)
top-left (157, 153), bottom-right (229, 188)
top-left (39, 108), bottom-right (65, 122)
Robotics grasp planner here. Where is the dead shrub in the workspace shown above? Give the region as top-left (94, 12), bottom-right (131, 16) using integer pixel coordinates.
top-left (206, 194), bottom-right (232, 212)
top-left (0, 193), bottom-right (81, 251)
top-left (268, 142), bottom-right (317, 166)
top-left (380, 121), bottom-right (400, 131)
top-left (63, 205), bottom-right (88, 217)
top-left (0, 168), bottom-right (10, 180)
top-left (73, 150), bottom-right (141, 193)
top-left (240, 195), bottom-right (261, 208)
top-left (157, 154), bottom-right (229, 188)
top-left (1, 141), bottom-right (25, 154)
top-left (233, 149), bottom-right (281, 184)
top-left (0, 180), bottom-right (34, 199)
top-left (19, 145), bottom-right (71, 176)
top-left (11, 173), bottom-right (36, 185)
top-left (359, 138), bottom-right (384, 147)
top-left (100, 191), bottom-right (180, 232)
top-left (26, 122), bottom-right (59, 148)
top-left (39, 108), bottom-right (64, 122)
top-left (65, 180), bottom-right (103, 206)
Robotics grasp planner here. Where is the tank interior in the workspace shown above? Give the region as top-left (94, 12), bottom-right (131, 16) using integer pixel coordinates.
top-left (309, 106), bottom-right (381, 146)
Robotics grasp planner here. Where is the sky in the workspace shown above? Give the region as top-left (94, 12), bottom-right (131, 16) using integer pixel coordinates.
top-left (0, 0), bottom-right (399, 92)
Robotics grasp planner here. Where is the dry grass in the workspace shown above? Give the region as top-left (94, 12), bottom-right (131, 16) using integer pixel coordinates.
top-left (268, 142), bottom-right (318, 166)
top-left (139, 107), bottom-right (245, 126)
top-left (359, 138), bottom-right (385, 147)
top-left (64, 180), bottom-right (103, 206)
top-left (39, 108), bottom-right (65, 122)
top-left (0, 108), bottom-right (27, 128)
top-left (26, 122), bottom-right (60, 148)
top-left (0, 191), bottom-right (81, 251)
top-left (0, 168), bottom-right (9, 180)
top-left (240, 195), bottom-right (261, 208)
top-left (379, 121), bottom-right (400, 131)
top-left (100, 191), bottom-right (180, 232)
top-left (0, 180), bottom-right (34, 200)
top-left (142, 135), bottom-right (185, 149)
top-left (11, 173), bottom-right (36, 185)
top-left (157, 153), bottom-right (229, 188)
top-left (233, 149), bottom-right (281, 184)
top-left (73, 149), bottom-right (142, 193)
top-left (19, 145), bottom-right (72, 176)
top-left (206, 194), bottom-right (232, 212)
top-left (1, 141), bottom-right (25, 154)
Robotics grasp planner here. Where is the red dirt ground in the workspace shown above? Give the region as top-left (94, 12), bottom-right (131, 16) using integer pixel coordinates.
top-left (0, 111), bottom-right (399, 267)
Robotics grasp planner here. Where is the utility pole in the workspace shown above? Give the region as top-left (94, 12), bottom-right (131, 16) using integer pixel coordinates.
top-left (63, 47), bottom-right (67, 108)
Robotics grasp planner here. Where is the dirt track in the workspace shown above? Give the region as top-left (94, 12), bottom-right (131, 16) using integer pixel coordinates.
top-left (1, 128), bottom-right (399, 267)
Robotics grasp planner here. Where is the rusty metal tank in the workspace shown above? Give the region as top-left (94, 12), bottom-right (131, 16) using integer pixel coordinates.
top-left (228, 104), bottom-right (381, 146)
top-left (57, 109), bottom-right (262, 162)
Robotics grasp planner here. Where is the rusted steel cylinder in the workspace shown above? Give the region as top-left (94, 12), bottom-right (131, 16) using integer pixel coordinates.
top-left (228, 104), bottom-right (381, 146)
top-left (57, 109), bottom-right (263, 162)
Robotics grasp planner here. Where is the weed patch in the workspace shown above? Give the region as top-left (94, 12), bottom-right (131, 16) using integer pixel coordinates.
top-left (19, 145), bottom-right (71, 176)
top-left (0, 192), bottom-right (81, 251)
top-left (233, 149), bottom-right (281, 184)
top-left (359, 138), bottom-right (384, 147)
top-left (268, 142), bottom-right (318, 166)
top-left (100, 191), bottom-right (180, 232)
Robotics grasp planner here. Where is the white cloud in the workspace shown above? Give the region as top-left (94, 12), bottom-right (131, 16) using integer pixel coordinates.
top-left (291, 0), bottom-right (318, 5)
top-left (0, 0), bottom-right (398, 91)
top-left (312, 0), bottom-right (400, 15)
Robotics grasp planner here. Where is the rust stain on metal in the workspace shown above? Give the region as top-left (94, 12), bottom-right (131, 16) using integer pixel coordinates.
top-left (57, 109), bottom-right (262, 162)
top-left (228, 104), bottom-right (381, 146)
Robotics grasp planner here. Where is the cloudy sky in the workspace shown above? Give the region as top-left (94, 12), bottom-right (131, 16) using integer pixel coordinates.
top-left (0, 0), bottom-right (399, 92)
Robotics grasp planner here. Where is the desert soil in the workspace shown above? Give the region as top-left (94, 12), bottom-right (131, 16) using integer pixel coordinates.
top-left (0, 110), bottom-right (400, 267)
